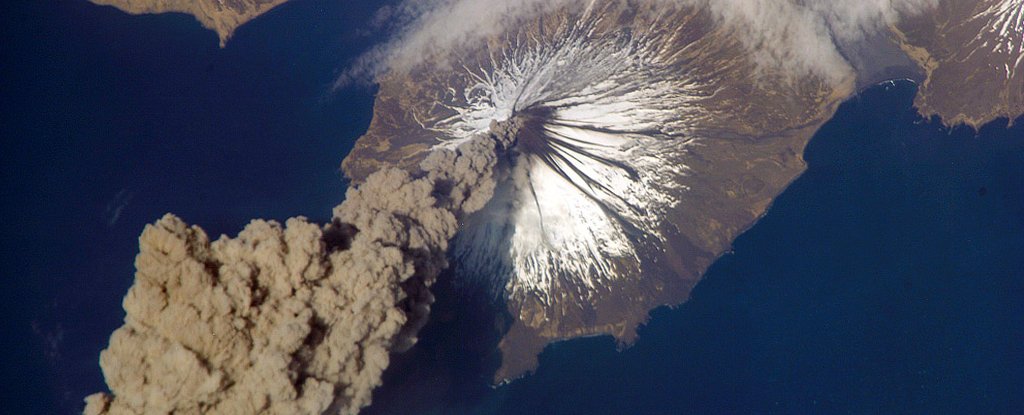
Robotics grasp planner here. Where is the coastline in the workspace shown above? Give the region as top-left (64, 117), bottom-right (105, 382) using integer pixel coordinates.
top-left (488, 76), bottom-right (999, 383)
top-left (88, 0), bottom-right (291, 46)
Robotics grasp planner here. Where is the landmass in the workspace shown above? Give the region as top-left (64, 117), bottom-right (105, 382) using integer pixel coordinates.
top-left (894, 0), bottom-right (1024, 127)
top-left (89, 0), bottom-right (290, 46)
top-left (343, 0), bottom-right (1024, 382)
top-left (81, 0), bottom-right (1024, 403)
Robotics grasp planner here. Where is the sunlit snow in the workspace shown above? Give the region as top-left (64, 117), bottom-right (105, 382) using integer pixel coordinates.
top-left (968, 0), bottom-right (1024, 78)
top-left (424, 10), bottom-right (714, 304)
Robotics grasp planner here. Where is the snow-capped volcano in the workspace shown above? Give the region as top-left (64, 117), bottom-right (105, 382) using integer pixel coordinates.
top-left (344, 0), bottom-right (1022, 382)
top-left (433, 11), bottom-right (714, 306)
top-left (343, 0), bottom-right (847, 380)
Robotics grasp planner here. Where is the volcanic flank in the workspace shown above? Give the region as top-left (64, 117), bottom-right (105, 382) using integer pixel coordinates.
top-left (894, 0), bottom-right (1024, 127)
top-left (343, 0), bottom-right (1024, 382)
top-left (344, 0), bottom-right (848, 381)
top-left (82, 0), bottom-right (1024, 410)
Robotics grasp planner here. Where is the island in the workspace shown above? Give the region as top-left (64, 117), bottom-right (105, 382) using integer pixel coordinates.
top-left (89, 0), bottom-right (290, 46)
top-left (342, 0), bottom-right (1023, 382)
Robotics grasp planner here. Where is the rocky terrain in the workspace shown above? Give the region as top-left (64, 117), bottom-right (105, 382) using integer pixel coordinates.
top-left (344, 1), bottom-right (851, 381)
top-left (344, 0), bottom-right (1024, 383)
top-left (894, 0), bottom-right (1024, 127)
top-left (90, 0), bottom-right (289, 46)
top-left (86, 0), bottom-right (1023, 390)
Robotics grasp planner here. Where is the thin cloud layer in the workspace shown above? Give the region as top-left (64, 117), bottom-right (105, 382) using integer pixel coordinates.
top-left (340, 0), bottom-right (937, 86)
top-left (688, 0), bottom-right (938, 83)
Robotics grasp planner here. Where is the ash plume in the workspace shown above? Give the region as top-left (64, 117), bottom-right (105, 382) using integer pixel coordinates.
top-left (83, 126), bottom-right (515, 415)
top-left (339, 0), bottom-right (937, 87)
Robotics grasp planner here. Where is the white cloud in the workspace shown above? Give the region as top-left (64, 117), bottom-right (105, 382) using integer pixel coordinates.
top-left (339, 0), bottom-right (937, 87)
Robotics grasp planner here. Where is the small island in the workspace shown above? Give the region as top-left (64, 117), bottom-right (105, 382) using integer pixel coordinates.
top-left (90, 0), bottom-right (290, 46)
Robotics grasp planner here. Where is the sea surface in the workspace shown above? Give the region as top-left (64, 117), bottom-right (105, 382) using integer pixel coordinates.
top-left (1, 0), bottom-right (386, 412)
top-left (363, 82), bottom-right (1024, 414)
top-left (2, 1), bottom-right (1022, 414)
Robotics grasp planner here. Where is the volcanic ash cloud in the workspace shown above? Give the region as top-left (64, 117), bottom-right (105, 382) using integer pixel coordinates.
top-left (83, 125), bottom-right (515, 415)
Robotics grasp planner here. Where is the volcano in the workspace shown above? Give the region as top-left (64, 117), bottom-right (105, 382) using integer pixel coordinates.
top-left (343, 0), bottom-right (1024, 381)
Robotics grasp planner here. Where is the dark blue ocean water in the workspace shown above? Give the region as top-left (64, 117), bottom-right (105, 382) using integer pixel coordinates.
top-left (2, 2), bottom-right (1022, 414)
top-left (456, 87), bottom-right (1024, 414)
top-left (362, 85), bottom-right (1024, 415)
top-left (1, 0), bottom-right (387, 412)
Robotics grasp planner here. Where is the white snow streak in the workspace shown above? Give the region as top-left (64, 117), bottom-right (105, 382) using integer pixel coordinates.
top-left (429, 11), bottom-right (711, 304)
top-left (969, 0), bottom-right (1024, 78)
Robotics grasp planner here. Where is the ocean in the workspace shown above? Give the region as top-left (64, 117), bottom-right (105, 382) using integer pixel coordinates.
top-left (1, 0), bottom-right (384, 412)
top-left (363, 82), bottom-right (1024, 415)
top-left (1, 1), bottom-right (1022, 414)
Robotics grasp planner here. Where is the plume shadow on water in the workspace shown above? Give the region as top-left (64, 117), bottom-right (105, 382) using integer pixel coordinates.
top-left (364, 267), bottom-right (513, 415)
top-left (480, 82), bottom-right (1024, 414)
top-left (367, 81), bottom-right (1024, 414)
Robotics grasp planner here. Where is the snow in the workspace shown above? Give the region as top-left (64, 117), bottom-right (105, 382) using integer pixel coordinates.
top-left (970, 0), bottom-right (1024, 78)
top-left (435, 11), bottom-right (711, 303)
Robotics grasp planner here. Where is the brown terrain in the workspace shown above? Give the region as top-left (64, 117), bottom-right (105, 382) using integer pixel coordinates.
top-left (894, 0), bottom-right (1024, 127)
top-left (90, 0), bottom-right (290, 46)
top-left (344, 0), bottom-right (1023, 383)
top-left (89, 0), bottom-right (1022, 386)
top-left (344, 1), bottom-right (851, 382)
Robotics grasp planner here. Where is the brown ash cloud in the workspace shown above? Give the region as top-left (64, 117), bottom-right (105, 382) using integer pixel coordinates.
top-left (83, 125), bottom-right (515, 415)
